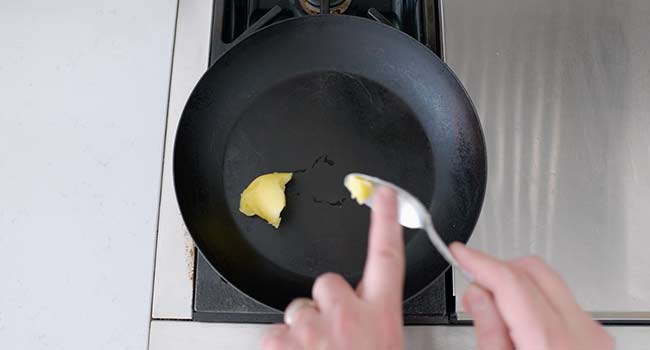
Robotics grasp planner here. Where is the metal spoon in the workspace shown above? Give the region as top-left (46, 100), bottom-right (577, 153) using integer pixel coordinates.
top-left (344, 173), bottom-right (474, 282)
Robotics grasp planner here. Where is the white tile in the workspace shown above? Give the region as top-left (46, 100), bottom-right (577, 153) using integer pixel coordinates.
top-left (148, 321), bottom-right (477, 350)
top-left (149, 321), bottom-right (268, 350)
top-left (151, 0), bottom-right (213, 320)
top-left (150, 320), bottom-right (650, 350)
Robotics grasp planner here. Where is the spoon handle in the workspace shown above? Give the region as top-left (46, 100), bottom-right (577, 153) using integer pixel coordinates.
top-left (422, 219), bottom-right (475, 283)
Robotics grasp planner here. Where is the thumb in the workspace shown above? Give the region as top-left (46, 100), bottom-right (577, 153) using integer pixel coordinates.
top-left (463, 284), bottom-right (513, 350)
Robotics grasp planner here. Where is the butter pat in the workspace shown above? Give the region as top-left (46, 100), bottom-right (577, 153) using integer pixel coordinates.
top-left (345, 175), bottom-right (374, 204)
top-left (239, 172), bottom-right (293, 228)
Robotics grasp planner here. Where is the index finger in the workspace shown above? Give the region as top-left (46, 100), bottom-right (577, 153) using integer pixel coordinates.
top-left (357, 187), bottom-right (405, 308)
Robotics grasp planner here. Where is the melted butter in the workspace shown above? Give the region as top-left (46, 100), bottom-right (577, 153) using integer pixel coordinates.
top-left (345, 175), bottom-right (374, 205)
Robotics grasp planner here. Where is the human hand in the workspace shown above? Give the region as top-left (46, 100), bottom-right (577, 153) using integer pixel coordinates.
top-left (450, 243), bottom-right (614, 350)
top-left (261, 188), bottom-right (405, 350)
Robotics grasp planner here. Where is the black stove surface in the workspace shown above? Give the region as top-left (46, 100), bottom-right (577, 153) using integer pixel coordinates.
top-left (194, 253), bottom-right (452, 323)
top-left (212, 0), bottom-right (441, 60)
top-left (193, 0), bottom-right (451, 324)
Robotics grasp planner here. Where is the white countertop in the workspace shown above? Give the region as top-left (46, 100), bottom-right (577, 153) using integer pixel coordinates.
top-left (0, 1), bottom-right (177, 349)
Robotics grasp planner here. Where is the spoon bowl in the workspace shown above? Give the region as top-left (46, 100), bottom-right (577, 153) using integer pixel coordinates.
top-left (344, 173), bottom-right (474, 282)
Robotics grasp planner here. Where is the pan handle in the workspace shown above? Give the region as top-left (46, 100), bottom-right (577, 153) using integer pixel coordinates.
top-left (367, 8), bottom-right (393, 26)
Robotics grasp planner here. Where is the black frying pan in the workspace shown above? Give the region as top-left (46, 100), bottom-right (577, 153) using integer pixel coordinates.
top-left (174, 14), bottom-right (486, 311)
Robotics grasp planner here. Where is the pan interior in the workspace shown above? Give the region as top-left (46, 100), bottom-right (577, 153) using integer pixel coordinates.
top-left (222, 71), bottom-right (434, 283)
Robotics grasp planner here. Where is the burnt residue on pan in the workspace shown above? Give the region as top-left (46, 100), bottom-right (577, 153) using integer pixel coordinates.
top-left (326, 198), bottom-right (347, 207)
top-left (298, 155), bottom-right (348, 207)
top-left (311, 156), bottom-right (322, 168)
top-left (323, 155), bottom-right (335, 166)
top-left (311, 154), bottom-right (335, 168)
top-left (288, 155), bottom-right (348, 207)
top-left (311, 196), bottom-right (347, 208)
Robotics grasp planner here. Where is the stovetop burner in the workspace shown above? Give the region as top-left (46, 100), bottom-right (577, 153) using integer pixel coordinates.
top-left (300, 0), bottom-right (351, 15)
top-left (218, 0), bottom-right (440, 52)
top-left (194, 0), bottom-right (451, 324)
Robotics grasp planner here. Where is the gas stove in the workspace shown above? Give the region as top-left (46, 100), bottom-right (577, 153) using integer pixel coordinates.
top-left (189, 0), bottom-right (454, 324)
top-left (214, 0), bottom-right (441, 56)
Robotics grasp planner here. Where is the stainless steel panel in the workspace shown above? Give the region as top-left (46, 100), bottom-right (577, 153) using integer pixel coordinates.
top-left (148, 320), bottom-right (650, 349)
top-left (444, 0), bottom-right (650, 312)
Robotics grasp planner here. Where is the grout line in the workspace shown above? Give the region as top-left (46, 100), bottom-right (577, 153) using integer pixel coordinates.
top-left (147, 0), bottom-right (181, 348)
top-left (438, 0), bottom-right (446, 62)
top-left (152, 317), bottom-right (195, 322)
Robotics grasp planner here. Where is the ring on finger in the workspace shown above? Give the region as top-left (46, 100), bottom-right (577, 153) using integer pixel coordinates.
top-left (284, 297), bottom-right (318, 325)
